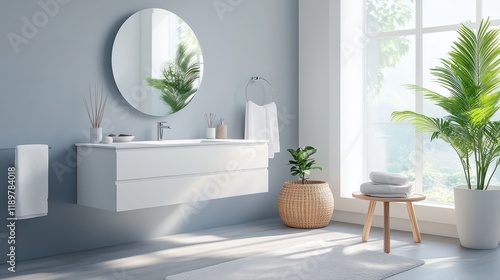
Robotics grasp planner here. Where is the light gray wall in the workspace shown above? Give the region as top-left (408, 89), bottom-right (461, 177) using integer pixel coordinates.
top-left (0, 0), bottom-right (298, 262)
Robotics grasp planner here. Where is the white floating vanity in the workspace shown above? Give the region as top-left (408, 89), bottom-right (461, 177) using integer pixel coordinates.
top-left (76, 139), bottom-right (268, 211)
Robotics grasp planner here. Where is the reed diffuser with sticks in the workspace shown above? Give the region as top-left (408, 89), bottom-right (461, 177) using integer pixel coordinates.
top-left (85, 84), bottom-right (108, 143)
top-left (85, 84), bottom-right (107, 128)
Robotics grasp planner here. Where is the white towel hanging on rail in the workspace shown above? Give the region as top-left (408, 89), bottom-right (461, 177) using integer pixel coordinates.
top-left (15, 144), bottom-right (49, 220)
top-left (245, 101), bottom-right (280, 158)
top-left (264, 101), bottom-right (280, 155)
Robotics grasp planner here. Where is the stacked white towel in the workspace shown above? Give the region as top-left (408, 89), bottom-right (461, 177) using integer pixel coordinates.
top-left (360, 171), bottom-right (414, 198)
top-left (369, 171), bottom-right (408, 185)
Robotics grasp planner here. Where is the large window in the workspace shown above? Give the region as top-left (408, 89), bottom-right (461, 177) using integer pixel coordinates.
top-left (340, 0), bottom-right (500, 204)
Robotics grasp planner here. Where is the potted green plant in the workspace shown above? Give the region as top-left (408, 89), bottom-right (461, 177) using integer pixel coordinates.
top-left (277, 146), bottom-right (334, 229)
top-left (391, 18), bottom-right (500, 249)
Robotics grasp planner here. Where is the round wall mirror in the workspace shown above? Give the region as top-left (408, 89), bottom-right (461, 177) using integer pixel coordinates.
top-left (111, 8), bottom-right (204, 116)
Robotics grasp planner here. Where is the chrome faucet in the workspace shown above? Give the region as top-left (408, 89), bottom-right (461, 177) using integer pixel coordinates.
top-left (157, 121), bottom-right (171, 140)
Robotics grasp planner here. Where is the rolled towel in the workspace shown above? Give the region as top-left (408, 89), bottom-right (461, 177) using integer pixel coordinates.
top-left (369, 171), bottom-right (408, 185)
top-left (360, 182), bottom-right (415, 197)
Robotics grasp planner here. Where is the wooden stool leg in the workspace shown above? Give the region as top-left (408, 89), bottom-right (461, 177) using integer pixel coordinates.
top-left (362, 201), bottom-right (377, 242)
top-left (406, 202), bottom-right (422, 243)
top-left (383, 202), bottom-right (390, 253)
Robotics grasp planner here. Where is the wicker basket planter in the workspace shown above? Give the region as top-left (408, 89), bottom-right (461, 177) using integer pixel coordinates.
top-left (278, 180), bottom-right (334, 229)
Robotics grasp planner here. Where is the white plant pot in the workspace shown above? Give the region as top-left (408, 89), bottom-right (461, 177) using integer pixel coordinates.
top-left (454, 186), bottom-right (500, 249)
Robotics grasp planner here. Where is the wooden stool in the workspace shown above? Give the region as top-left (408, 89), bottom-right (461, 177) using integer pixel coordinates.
top-left (352, 192), bottom-right (426, 253)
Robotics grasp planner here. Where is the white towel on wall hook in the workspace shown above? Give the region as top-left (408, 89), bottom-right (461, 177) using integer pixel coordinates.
top-left (15, 144), bottom-right (49, 220)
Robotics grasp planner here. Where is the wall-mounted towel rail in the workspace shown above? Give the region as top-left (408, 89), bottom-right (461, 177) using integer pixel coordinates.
top-left (245, 76), bottom-right (274, 103)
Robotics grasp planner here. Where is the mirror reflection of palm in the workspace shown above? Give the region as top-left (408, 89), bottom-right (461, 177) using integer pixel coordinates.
top-left (146, 43), bottom-right (201, 114)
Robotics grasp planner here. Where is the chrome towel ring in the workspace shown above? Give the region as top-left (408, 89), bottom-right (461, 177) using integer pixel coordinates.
top-left (245, 76), bottom-right (274, 103)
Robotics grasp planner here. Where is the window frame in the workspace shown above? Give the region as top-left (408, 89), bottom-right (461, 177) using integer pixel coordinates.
top-left (300, 0), bottom-right (500, 238)
top-left (330, 0), bottom-right (500, 235)
top-left (340, 0), bottom-right (500, 204)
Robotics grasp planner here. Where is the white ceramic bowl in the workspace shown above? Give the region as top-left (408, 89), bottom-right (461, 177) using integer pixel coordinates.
top-left (111, 135), bottom-right (134, 142)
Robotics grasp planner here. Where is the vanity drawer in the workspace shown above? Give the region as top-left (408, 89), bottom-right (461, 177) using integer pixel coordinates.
top-left (115, 169), bottom-right (268, 211)
top-left (115, 144), bottom-right (268, 180)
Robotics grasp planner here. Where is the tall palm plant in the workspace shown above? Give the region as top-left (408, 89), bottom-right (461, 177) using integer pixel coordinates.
top-left (147, 42), bottom-right (201, 113)
top-left (391, 18), bottom-right (500, 190)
